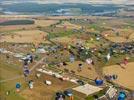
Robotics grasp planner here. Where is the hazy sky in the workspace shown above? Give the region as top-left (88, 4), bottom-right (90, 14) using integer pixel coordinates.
top-left (25, 0), bottom-right (134, 4)
top-left (1, 0), bottom-right (134, 4)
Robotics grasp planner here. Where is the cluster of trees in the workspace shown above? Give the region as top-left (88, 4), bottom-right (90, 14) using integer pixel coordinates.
top-left (0, 20), bottom-right (34, 26)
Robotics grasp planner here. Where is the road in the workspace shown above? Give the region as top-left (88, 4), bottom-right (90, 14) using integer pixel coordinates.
top-left (0, 56), bottom-right (46, 83)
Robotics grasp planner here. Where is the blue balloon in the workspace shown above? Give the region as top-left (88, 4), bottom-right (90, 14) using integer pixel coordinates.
top-left (95, 79), bottom-right (103, 86)
top-left (118, 92), bottom-right (126, 100)
top-left (16, 83), bottom-right (21, 89)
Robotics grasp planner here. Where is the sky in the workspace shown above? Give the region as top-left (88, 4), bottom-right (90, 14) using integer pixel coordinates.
top-left (0, 0), bottom-right (134, 4)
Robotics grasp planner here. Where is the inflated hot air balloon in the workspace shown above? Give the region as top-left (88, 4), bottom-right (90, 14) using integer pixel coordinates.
top-left (118, 91), bottom-right (126, 100)
top-left (95, 77), bottom-right (103, 86)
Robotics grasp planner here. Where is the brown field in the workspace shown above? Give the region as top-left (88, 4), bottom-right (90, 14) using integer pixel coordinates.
top-left (58, 61), bottom-right (98, 80)
top-left (47, 16), bottom-right (113, 20)
top-left (56, 21), bottom-right (81, 29)
top-left (103, 62), bottom-right (134, 90)
top-left (102, 29), bottom-right (134, 43)
top-left (34, 19), bottom-right (59, 27)
top-left (118, 11), bottom-right (134, 17)
top-left (52, 37), bottom-right (74, 44)
top-left (0, 19), bottom-right (59, 32)
top-left (1, 15), bottom-right (134, 99)
top-left (51, 36), bottom-right (84, 45)
top-left (106, 37), bottom-right (127, 43)
top-left (101, 19), bottom-right (128, 28)
top-left (20, 73), bottom-right (76, 100)
top-left (0, 30), bottom-right (48, 43)
top-left (0, 25), bottom-right (36, 32)
top-left (0, 15), bottom-right (113, 20)
top-left (129, 33), bottom-right (134, 41)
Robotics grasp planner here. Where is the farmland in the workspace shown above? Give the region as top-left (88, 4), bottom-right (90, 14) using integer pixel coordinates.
top-left (0, 20), bottom-right (34, 26)
top-left (0, 15), bottom-right (134, 100)
top-left (0, 30), bottom-right (48, 44)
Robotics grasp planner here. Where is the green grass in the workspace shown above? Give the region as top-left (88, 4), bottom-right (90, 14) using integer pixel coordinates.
top-left (88, 24), bottom-right (105, 32)
top-left (0, 58), bottom-right (26, 100)
top-left (0, 83), bottom-right (25, 100)
top-left (0, 60), bottom-right (22, 80)
top-left (84, 40), bottom-right (101, 48)
top-left (48, 30), bottom-right (80, 39)
top-left (85, 89), bottom-right (106, 100)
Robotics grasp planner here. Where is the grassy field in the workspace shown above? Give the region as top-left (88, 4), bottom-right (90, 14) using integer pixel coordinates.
top-left (0, 16), bottom-right (134, 99)
top-left (103, 62), bottom-right (134, 90)
top-left (34, 19), bottom-right (59, 27)
top-left (0, 30), bottom-right (48, 44)
top-left (0, 55), bottom-right (26, 100)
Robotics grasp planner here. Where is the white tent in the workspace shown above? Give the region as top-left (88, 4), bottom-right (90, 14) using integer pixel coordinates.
top-left (73, 84), bottom-right (103, 96)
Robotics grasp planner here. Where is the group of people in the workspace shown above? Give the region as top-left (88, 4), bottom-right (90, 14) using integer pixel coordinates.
top-left (119, 57), bottom-right (129, 69)
top-left (104, 74), bottom-right (118, 81)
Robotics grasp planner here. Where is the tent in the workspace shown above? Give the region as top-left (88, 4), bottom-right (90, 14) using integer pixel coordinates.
top-left (16, 83), bottom-right (21, 89)
top-left (70, 54), bottom-right (75, 63)
top-left (106, 53), bottom-right (111, 61)
top-left (118, 92), bottom-right (126, 100)
top-left (86, 58), bottom-right (93, 65)
top-left (95, 78), bottom-right (103, 86)
top-left (29, 80), bottom-right (34, 89)
top-left (16, 83), bottom-right (21, 92)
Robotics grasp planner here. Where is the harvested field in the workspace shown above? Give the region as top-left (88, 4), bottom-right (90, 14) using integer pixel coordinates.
top-left (34, 19), bottom-right (59, 27)
top-left (106, 37), bottom-right (127, 43)
top-left (0, 25), bottom-right (36, 32)
top-left (51, 37), bottom-right (74, 44)
top-left (129, 33), bottom-right (134, 41)
top-left (20, 73), bottom-right (76, 100)
top-left (47, 16), bottom-right (110, 20)
top-left (102, 29), bottom-right (134, 43)
top-left (0, 19), bottom-right (58, 32)
top-left (0, 30), bottom-right (48, 43)
top-left (51, 36), bottom-right (84, 45)
top-left (58, 61), bottom-right (98, 80)
top-left (56, 21), bottom-right (81, 29)
top-left (103, 62), bottom-right (134, 90)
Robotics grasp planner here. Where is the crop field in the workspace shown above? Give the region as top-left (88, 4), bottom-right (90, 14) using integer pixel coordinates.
top-left (103, 62), bottom-right (134, 90)
top-left (56, 21), bottom-right (82, 29)
top-left (20, 73), bottom-right (77, 100)
top-left (0, 30), bottom-right (48, 43)
top-left (101, 29), bottom-right (134, 43)
top-left (57, 61), bottom-right (98, 79)
top-left (0, 20), bottom-right (34, 26)
top-left (34, 19), bottom-right (59, 27)
top-left (0, 15), bottom-right (134, 100)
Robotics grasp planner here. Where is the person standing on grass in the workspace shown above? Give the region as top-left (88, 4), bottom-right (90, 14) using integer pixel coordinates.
top-left (86, 58), bottom-right (93, 69)
top-left (78, 63), bottom-right (83, 72)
